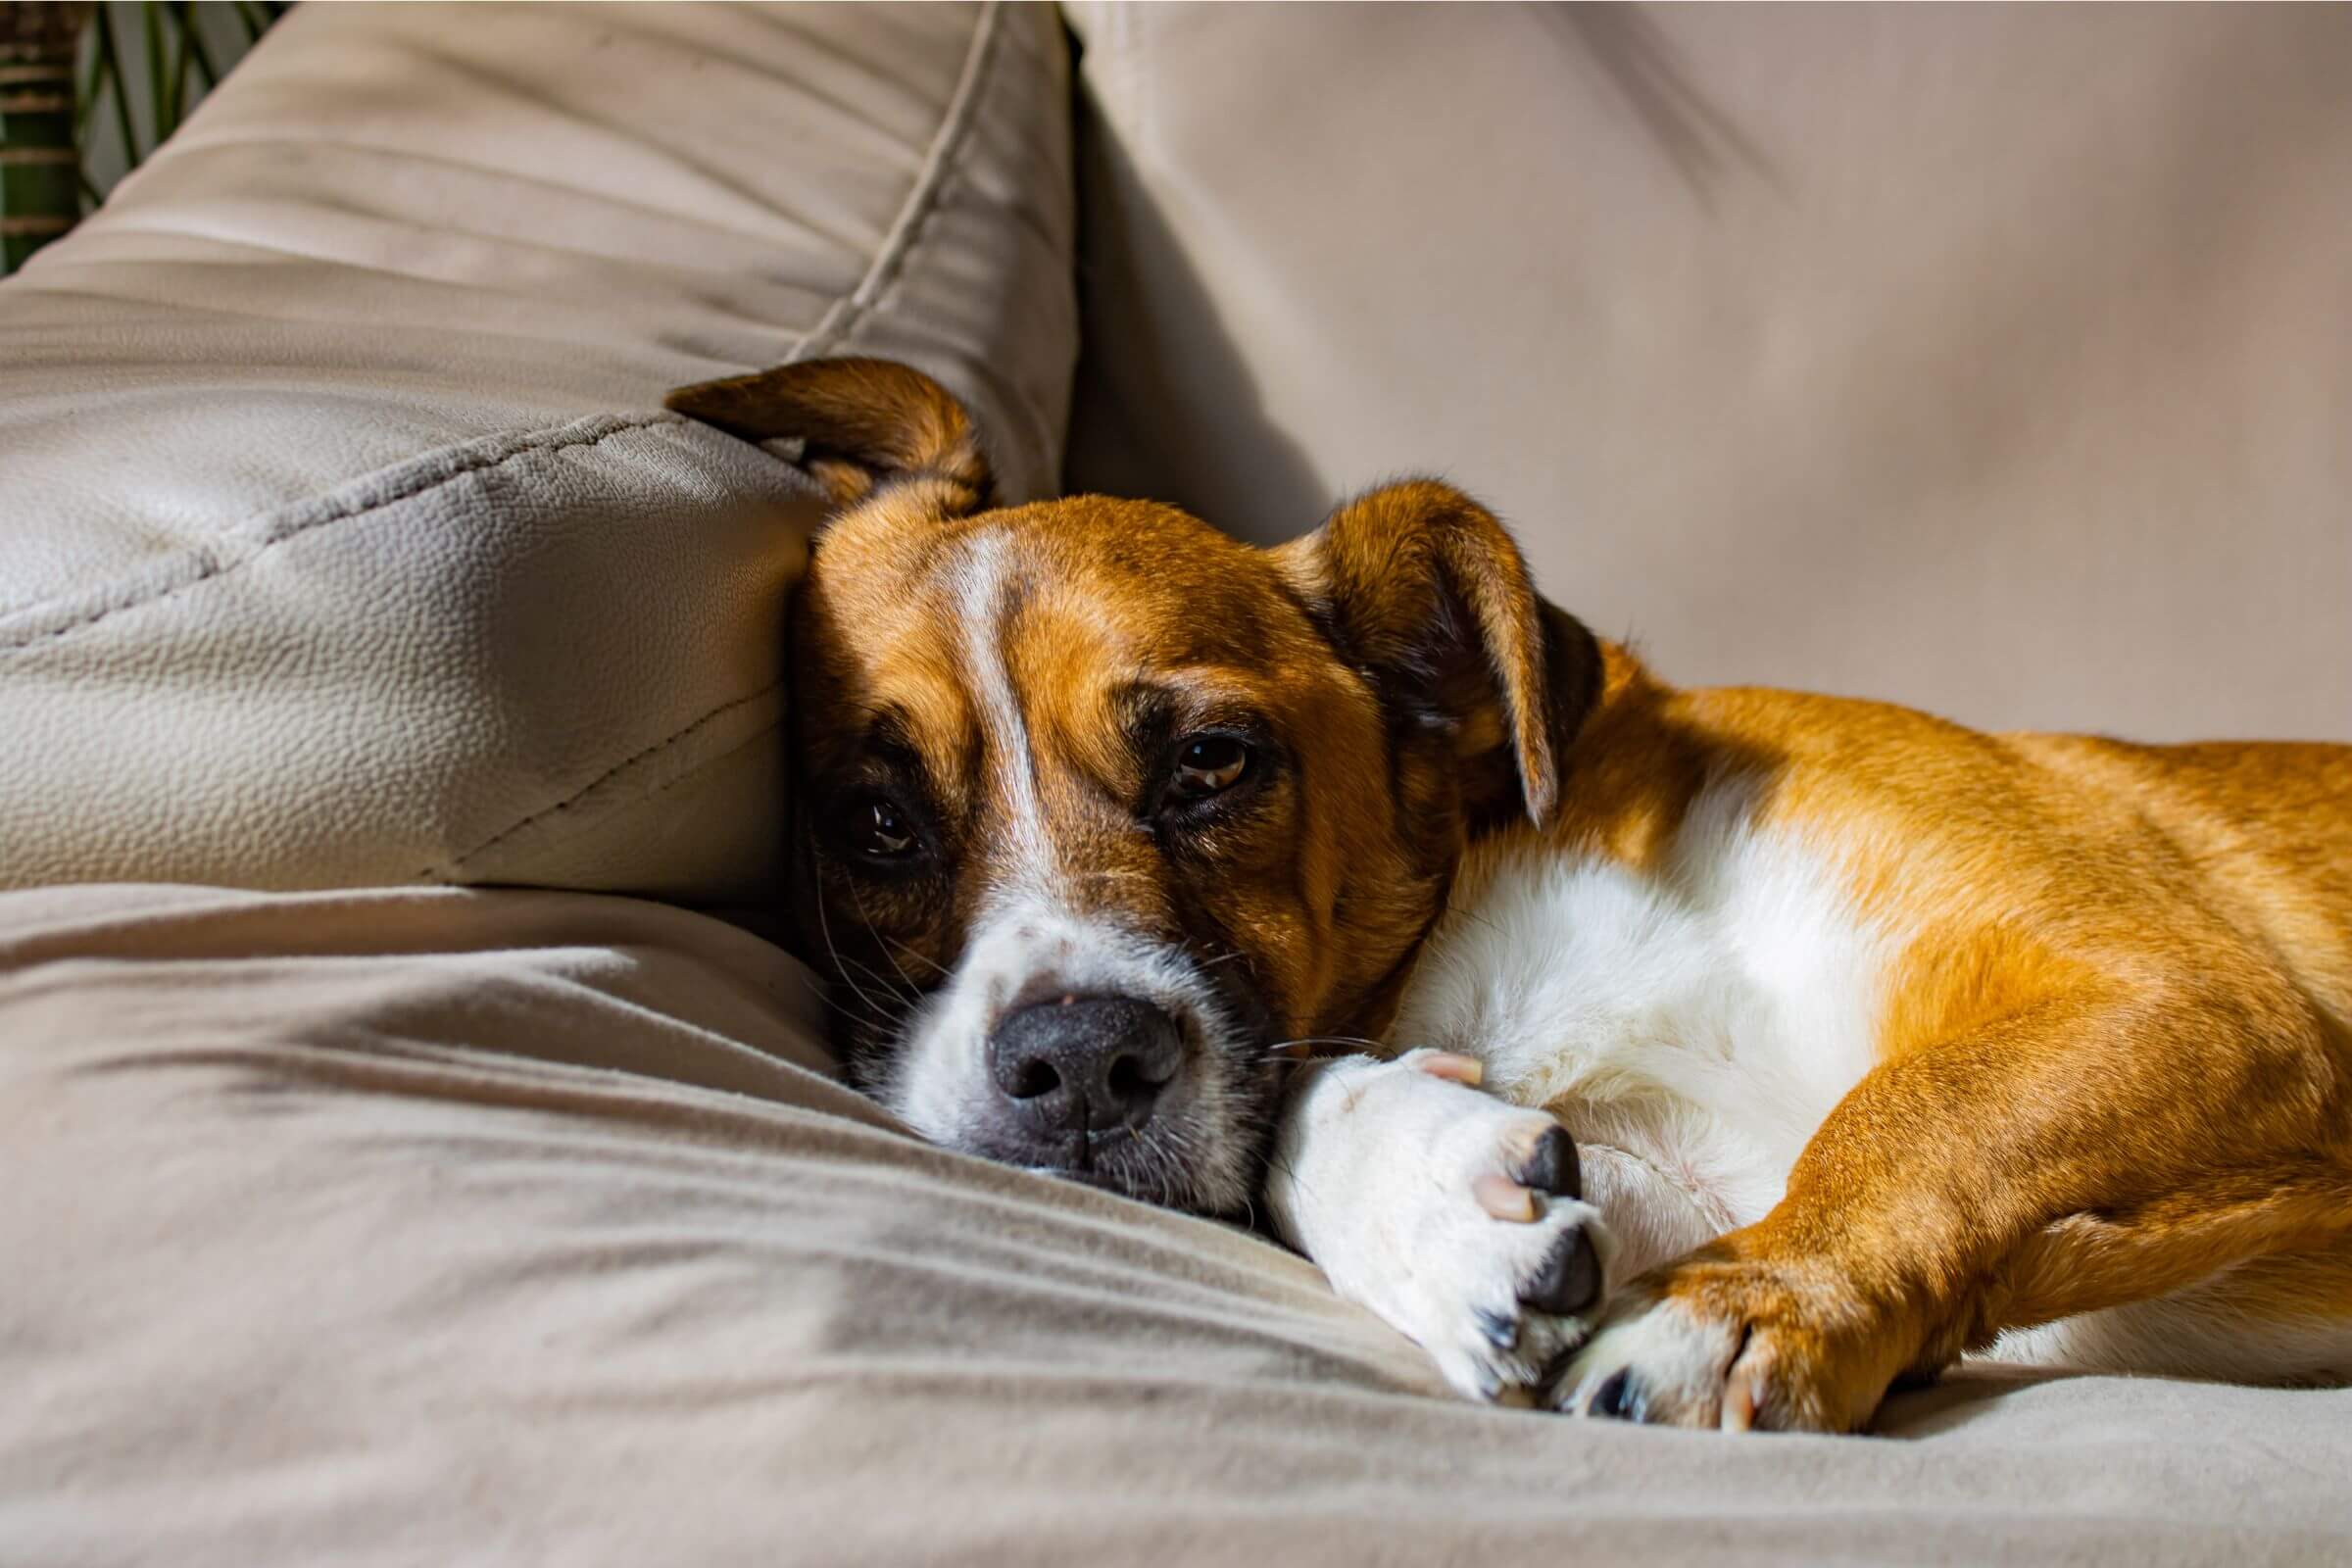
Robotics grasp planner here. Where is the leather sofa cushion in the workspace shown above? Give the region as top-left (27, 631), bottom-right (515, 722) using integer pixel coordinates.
top-left (0, 1), bottom-right (1075, 898)
top-left (7, 879), bottom-right (2350, 1564)
top-left (1064, 4), bottom-right (2352, 743)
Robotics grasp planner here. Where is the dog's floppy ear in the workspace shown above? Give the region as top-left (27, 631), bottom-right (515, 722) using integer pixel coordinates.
top-left (1272, 480), bottom-right (1600, 828)
top-left (663, 356), bottom-right (993, 513)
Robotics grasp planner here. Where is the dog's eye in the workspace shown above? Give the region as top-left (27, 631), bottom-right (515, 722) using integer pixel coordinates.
top-left (1169, 735), bottom-right (1250, 802)
top-left (849, 798), bottom-right (917, 859)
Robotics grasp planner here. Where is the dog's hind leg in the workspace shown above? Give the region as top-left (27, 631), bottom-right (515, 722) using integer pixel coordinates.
top-left (1984, 1233), bottom-right (2352, 1386)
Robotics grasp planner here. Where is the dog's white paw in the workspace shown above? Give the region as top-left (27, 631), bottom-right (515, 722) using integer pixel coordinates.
top-left (1266, 1050), bottom-right (1614, 1403)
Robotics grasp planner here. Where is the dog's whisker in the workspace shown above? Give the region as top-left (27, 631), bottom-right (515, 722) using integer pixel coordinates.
top-left (813, 976), bottom-right (901, 1023)
top-left (1262, 1035), bottom-right (1389, 1062)
top-left (847, 882), bottom-right (929, 997)
top-left (831, 952), bottom-right (917, 1006)
top-left (880, 935), bottom-right (948, 980)
top-left (842, 887), bottom-right (949, 985)
top-left (813, 891), bottom-right (902, 1023)
top-left (1150, 1138), bottom-right (1177, 1211)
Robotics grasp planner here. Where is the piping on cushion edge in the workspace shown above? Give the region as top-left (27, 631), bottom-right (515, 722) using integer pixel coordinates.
top-left (833, 2), bottom-right (1069, 502)
top-left (431, 9), bottom-right (1019, 885)
top-left (795, 2), bottom-right (1069, 501)
top-left (790, 0), bottom-right (1005, 368)
top-left (432, 6), bottom-right (1049, 882)
top-left (5, 7), bottom-right (1033, 648)
top-left (10, 7), bottom-right (1016, 887)
top-left (0, 413), bottom-right (685, 653)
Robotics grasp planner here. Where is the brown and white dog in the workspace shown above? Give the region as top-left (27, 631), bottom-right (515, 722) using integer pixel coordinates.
top-left (667, 357), bottom-right (2352, 1433)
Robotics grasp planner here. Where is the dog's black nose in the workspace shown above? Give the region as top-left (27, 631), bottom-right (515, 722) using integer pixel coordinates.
top-left (988, 996), bottom-right (1182, 1133)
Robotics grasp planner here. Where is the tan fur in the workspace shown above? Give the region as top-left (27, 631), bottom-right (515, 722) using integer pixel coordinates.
top-left (670, 357), bottom-right (2352, 1432)
top-left (666, 357), bottom-right (990, 509)
top-left (786, 485), bottom-right (1491, 1072)
top-left (1527, 659), bottom-right (2352, 1425)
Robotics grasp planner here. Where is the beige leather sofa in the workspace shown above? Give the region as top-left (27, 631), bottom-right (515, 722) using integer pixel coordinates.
top-left (4, 6), bottom-right (2347, 1563)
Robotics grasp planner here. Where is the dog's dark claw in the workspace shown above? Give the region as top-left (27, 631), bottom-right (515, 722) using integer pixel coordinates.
top-left (1589, 1366), bottom-right (1642, 1422)
top-left (1522, 1227), bottom-right (1603, 1316)
top-left (1512, 1124), bottom-right (1582, 1200)
top-left (1476, 1306), bottom-right (1520, 1351)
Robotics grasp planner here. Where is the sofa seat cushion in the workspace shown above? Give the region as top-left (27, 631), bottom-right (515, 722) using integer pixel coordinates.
top-left (5, 880), bottom-right (2351, 1565)
top-left (0, 1), bottom-right (1075, 898)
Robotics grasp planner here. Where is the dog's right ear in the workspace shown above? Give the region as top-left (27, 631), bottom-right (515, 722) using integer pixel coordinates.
top-left (663, 357), bottom-right (993, 513)
top-left (1272, 480), bottom-right (1600, 831)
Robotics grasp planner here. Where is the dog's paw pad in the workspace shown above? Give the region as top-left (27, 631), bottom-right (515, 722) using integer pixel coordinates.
top-left (1585, 1365), bottom-right (1644, 1421)
top-left (1506, 1122), bottom-right (1581, 1200)
top-left (1475, 1305), bottom-right (1522, 1351)
top-left (1522, 1225), bottom-right (1604, 1317)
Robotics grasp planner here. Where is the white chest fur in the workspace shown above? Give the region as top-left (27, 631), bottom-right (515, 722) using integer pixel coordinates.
top-left (1388, 781), bottom-right (1895, 1272)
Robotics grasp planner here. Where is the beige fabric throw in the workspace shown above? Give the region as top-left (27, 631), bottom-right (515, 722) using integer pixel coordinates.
top-left (4, 883), bottom-right (2346, 1565)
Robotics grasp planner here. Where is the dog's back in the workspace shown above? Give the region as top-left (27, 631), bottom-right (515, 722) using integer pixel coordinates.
top-left (2016, 735), bottom-right (2352, 1001)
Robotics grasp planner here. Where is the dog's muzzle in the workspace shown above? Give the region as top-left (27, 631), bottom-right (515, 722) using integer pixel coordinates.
top-left (984, 994), bottom-right (1184, 1167)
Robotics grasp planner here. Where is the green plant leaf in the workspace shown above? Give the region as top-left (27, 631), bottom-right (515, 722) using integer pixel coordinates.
top-left (180, 2), bottom-right (218, 91)
top-left (75, 19), bottom-right (103, 139)
top-left (140, 2), bottom-right (166, 144)
top-left (93, 3), bottom-right (140, 172)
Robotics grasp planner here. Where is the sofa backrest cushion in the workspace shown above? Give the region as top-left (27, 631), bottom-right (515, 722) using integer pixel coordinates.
top-left (0, 1), bottom-right (1075, 898)
top-left (1064, 4), bottom-right (2352, 742)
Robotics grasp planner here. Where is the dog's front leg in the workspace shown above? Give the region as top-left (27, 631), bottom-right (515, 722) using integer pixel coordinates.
top-left (1263, 1050), bottom-right (1613, 1403)
top-left (1555, 988), bottom-right (2352, 1434)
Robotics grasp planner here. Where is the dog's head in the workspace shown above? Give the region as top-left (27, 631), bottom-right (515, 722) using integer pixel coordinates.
top-left (668, 358), bottom-right (1599, 1213)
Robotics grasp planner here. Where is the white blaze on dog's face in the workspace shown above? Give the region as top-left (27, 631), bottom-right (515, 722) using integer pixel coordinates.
top-left (665, 359), bottom-right (1598, 1214)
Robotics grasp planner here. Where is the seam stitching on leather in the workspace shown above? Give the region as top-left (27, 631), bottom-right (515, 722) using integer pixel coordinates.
top-left (791, 0), bottom-right (1004, 364)
top-left (428, 678), bottom-right (787, 878)
top-left (0, 416), bottom-right (671, 655)
top-left (825, 3), bottom-right (1060, 491)
top-left (430, 6), bottom-right (1012, 884)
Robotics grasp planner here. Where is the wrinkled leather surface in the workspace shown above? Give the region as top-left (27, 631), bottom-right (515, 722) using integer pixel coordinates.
top-left (1066, 4), bottom-right (2352, 742)
top-left (0, 2), bottom-right (1075, 896)
top-left (8, 880), bottom-right (2351, 1566)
